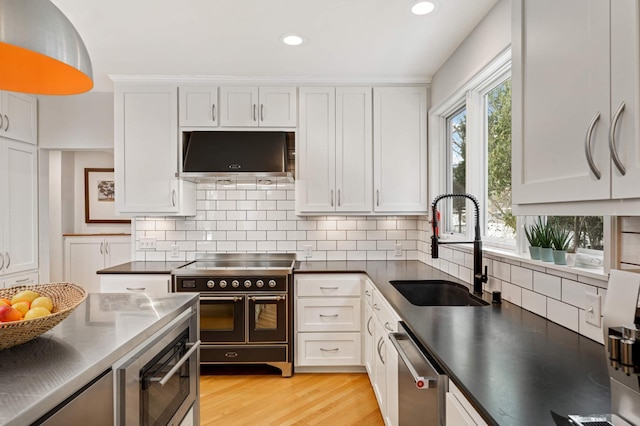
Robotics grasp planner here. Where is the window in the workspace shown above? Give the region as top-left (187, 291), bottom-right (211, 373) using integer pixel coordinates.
top-left (446, 107), bottom-right (467, 235)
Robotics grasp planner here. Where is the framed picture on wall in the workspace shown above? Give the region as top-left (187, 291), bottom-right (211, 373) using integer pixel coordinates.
top-left (84, 168), bottom-right (130, 224)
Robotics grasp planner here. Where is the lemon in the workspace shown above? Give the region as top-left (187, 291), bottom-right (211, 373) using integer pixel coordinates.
top-left (12, 301), bottom-right (30, 317)
top-left (24, 307), bottom-right (51, 320)
top-left (11, 290), bottom-right (39, 305)
top-left (31, 296), bottom-right (53, 312)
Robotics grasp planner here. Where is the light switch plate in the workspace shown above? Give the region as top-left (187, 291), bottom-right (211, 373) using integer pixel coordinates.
top-left (394, 243), bottom-right (402, 257)
top-left (170, 244), bottom-right (179, 258)
top-left (304, 245), bottom-right (313, 258)
top-left (139, 237), bottom-right (156, 250)
top-left (585, 292), bottom-right (601, 327)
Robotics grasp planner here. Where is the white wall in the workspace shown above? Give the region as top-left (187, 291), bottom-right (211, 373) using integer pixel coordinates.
top-left (429, 0), bottom-right (511, 108)
top-left (38, 92), bottom-right (114, 150)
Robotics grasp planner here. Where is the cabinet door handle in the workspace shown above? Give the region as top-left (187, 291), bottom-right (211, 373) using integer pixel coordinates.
top-left (6, 252), bottom-right (10, 269)
top-left (172, 189), bottom-right (177, 207)
top-left (0, 114), bottom-right (3, 131)
top-left (100, 242), bottom-right (104, 254)
top-left (330, 189), bottom-right (334, 207)
top-left (0, 253), bottom-right (4, 270)
top-left (367, 316), bottom-right (373, 336)
top-left (253, 104), bottom-right (257, 122)
top-left (609, 101), bottom-right (626, 175)
top-left (212, 104), bottom-right (216, 122)
top-left (3, 114), bottom-right (7, 132)
top-left (105, 242), bottom-right (110, 255)
top-left (337, 189), bottom-right (341, 206)
top-left (260, 104), bottom-right (264, 122)
top-left (376, 190), bottom-right (380, 207)
top-left (584, 112), bottom-right (601, 180)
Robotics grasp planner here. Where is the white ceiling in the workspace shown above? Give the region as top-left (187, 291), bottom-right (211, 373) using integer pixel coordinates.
top-left (51, 0), bottom-right (499, 92)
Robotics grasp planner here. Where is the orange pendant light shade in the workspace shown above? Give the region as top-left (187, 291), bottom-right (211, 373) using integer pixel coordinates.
top-left (0, 0), bottom-right (93, 95)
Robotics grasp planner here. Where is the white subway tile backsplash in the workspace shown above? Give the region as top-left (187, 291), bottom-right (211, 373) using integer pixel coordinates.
top-left (135, 185), bottom-right (605, 345)
top-left (510, 265), bottom-right (533, 290)
top-left (533, 271), bottom-right (561, 299)
top-left (522, 289), bottom-right (547, 317)
top-left (547, 298), bottom-right (579, 333)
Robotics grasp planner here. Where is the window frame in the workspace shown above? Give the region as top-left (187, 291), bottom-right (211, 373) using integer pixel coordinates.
top-left (430, 50), bottom-right (516, 250)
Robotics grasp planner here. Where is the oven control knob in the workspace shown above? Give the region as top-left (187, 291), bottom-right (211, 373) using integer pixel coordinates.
top-left (268, 280), bottom-right (277, 288)
top-left (219, 280), bottom-right (227, 288)
top-left (232, 280), bottom-right (240, 288)
top-left (244, 280), bottom-right (252, 288)
top-left (256, 280), bottom-right (264, 288)
top-left (206, 280), bottom-right (215, 289)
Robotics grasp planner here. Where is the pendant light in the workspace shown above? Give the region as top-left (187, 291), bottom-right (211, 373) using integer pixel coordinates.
top-left (0, 0), bottom-right (93, 95)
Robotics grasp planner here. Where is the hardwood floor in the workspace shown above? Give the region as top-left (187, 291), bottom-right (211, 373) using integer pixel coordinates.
top-left (200, 366), bottom-right (384, 425)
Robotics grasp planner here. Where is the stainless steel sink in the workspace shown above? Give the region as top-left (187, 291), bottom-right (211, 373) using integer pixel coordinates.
top-left (390, 280), bottom-right (489, 306)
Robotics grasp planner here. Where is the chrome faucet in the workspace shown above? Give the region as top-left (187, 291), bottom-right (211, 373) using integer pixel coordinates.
top-left (431, 193), bottom-right (488, 295)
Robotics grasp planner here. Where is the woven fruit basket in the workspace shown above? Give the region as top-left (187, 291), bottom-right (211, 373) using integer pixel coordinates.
top-left (0, 283), bottom-right (87, 350)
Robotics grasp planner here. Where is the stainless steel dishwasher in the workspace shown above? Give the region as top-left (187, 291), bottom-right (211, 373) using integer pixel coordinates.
top-left (389, 323), bottom-right (448, 426)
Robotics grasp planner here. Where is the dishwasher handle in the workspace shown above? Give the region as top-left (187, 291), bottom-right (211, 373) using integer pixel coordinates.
top-left (389, 332), bottom-right (438, 389)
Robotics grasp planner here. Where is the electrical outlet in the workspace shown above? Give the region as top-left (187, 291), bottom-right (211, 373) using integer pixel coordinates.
top-left (585, 292), bottom-right (601, 327)
top-left (394, 243), bottom-right (402, 257)
top-left (170, 244), bottom-right (179, 258)
top-left (139, 237), bottom-right (156, 250)
top-left (304, 245), bottom-right (313, 259)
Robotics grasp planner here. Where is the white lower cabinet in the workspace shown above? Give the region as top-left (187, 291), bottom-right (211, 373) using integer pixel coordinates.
top-left (2, 271), bottom-right (38, 288)
top-left (446, 381), bottom-right (488, 426)
top-left (64, 235), bottom-right (132, 294)
top-left (99, 274), bottom-right (171, 296)
top-left (295, 273), bottom-right (363, 368)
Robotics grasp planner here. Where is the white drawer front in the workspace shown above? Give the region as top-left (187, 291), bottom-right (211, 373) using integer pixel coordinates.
top-left (100, 274), bottom-right (171, 296)
top-left (297, 298), bottom-right (361, 332)
top-left (296, 274), bottom-right (362, 297)
top-left (373, 291), bottom-right (400, 332)
top-left (363, 279), bottom-right (374, 306)
top-left (296, 332), bottom-right (362, 366)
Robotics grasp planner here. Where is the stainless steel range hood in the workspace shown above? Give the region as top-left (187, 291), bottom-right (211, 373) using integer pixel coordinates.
top-left (178, 131), bottom-right (294, 183)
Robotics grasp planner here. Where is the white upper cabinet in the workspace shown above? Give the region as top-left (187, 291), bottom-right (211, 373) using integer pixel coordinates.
top-left (373, 87), bottom-right (428, 214)
top-left (219, 86), bottom-right (297, 127)
top-left (0, 91), bottom-right (37, 145)
top-left (114, 85), bottom-right (196, 216)
top-left (1, 141), bottom-right (38, 275)
top-left (513, 0), bottom-right (640, 213)
top-left (179, 86), bottom-right (219, 127)
top-left (296, 87), bottom-right (372, 214)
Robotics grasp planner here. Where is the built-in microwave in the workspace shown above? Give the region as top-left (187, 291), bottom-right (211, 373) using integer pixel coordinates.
top-left (114, 307), bottom-right (200, 426)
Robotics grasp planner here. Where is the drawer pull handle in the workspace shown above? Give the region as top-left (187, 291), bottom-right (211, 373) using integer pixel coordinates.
top-left (319, 314), bottom-right (339, 318)
top-left (364, 290), bottom-right (371, 296)
top-left (320, 348), bottom-right (339, 352)
top-left (225, 352), bottom-right (238, 358)
top-left (126, 287), bottom-right (146, 292)
top-left (319, 286), bottom-right (339, 290)
top-left (384, 321), bottom-right (394, 332)
top-left (373, 303), bottom-right (381, 311)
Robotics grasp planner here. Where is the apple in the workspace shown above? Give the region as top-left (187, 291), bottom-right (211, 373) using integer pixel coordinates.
top-left (0, 305), bottom-right (23, 322)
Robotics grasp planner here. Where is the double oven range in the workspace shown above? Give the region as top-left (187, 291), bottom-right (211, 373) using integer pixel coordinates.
top-left (173, 253), bottom-right (295, 377)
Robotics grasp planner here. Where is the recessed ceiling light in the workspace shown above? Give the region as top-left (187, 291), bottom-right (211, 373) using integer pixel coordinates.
top-left (281, 34), bottom-right (304, 46)
top-left (411, 1), bottom-right (436, 16)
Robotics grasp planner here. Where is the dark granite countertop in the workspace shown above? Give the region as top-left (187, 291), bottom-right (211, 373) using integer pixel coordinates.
top-left (97, 261), bottom-right (192, 274)
top-left (295, 260), bottom-right (611, 426)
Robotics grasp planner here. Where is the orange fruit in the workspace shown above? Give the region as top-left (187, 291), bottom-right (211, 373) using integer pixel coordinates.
top-left (0, 297), bottom-right (11, 306)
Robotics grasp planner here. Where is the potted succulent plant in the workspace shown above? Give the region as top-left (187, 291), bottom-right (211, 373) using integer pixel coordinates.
top-left (524, 221), bottom-right (541, 260)
top-left (550, 224), bottom-right (572, 265)
top-left (535, 217), bottom-right (554, 262)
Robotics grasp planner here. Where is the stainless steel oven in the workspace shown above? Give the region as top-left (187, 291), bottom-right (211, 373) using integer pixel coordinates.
top-left (173, 253), bottom-right (295, 377)
top-left (114, 306), bottom-right (200, 426)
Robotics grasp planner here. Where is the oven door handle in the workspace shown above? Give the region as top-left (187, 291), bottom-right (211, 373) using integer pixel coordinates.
top-left (151, 340), bottom-right (201, 387)
top-left (249, 295), bottom-right (286, 302)
top-left (200, 296), bottom-right (243, 302)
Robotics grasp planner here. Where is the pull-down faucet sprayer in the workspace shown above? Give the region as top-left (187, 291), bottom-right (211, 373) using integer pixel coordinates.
top-left (431, 193), bottom-right (488, 295)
